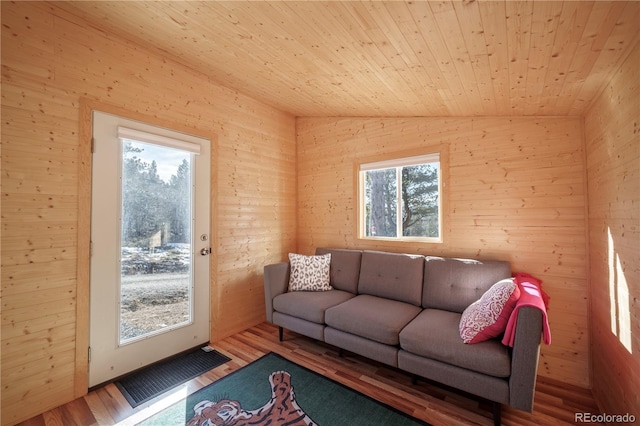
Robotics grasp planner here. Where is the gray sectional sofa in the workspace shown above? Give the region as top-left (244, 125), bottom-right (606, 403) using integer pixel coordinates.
top-left (264, 248), bottom-right (543, 425)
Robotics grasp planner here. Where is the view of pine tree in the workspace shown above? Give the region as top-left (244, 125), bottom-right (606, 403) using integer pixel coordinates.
top-left (364, 163), bottom-right (439, 238)
top-left (169, 159), bottom-right (191, 244)
top-left (402, 164), bottom-right (439, 237)
top-left (366, 169), bottom-right (397, 237)
top-left (121, 141), bottom-right (191, 248)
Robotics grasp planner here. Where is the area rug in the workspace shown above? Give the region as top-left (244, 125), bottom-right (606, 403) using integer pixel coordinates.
top-left (139, 352), bottom-right (430, 425)
top-left (116, 347), bottom-right (231, 408)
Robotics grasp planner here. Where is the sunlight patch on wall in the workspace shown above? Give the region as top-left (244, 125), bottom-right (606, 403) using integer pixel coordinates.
top-left (607, 227), bottom-right (632, 353)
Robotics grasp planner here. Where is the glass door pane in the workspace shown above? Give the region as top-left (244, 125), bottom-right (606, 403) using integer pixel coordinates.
top-left (119, 139), bottom-right (193, 344)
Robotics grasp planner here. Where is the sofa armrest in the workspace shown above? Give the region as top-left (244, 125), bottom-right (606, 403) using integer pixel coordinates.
top-left (508, 306), bottom-right (543, 412)
top-left (264, 262), bottom-right (290, 323)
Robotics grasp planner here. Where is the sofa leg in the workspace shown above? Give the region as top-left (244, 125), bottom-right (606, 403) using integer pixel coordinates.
top-left (338, 348), bottom-right (344, 357)
top-left (411, 374), bottom-right (418, 385)
top-left (492, 402), bottom-right (501, 426)
top-left (278, 326), bottom-right (283, 342)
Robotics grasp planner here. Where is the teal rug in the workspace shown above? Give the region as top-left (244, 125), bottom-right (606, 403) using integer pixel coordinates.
top-left (140, 352), bottom-right (429, 425)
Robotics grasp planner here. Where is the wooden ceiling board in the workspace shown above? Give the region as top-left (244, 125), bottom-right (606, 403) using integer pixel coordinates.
top-left (567, 0), bottom-right (639, 116)
top-left (49, 1), bottom-right (640, 117)
top-left (523, 0), bottom-right (563, 116)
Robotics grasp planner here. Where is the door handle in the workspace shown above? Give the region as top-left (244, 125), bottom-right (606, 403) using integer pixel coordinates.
top-left (200, 248), bottom-right (211, 256)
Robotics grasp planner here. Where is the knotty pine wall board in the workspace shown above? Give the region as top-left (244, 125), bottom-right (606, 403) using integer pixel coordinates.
top-left (585, 42), bottom-right (639, 418)
top-left (296, 116), bottom-right (590, 388)
top-left (1, 3), bottom-right (296, 425)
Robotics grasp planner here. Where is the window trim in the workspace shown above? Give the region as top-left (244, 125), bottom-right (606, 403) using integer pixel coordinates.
top-left (117, 126), bottom-right (202, 155)
top-left (359, 153), bottom-right (440, 171)
top-left (357, 148), bottom-right (445, 244)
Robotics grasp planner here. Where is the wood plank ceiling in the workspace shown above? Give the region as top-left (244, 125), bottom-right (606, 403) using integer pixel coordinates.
top-left (53, 1), bottom-right (639, 117)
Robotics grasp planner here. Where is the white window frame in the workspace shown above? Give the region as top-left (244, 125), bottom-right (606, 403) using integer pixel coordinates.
top-left (358, 152), bottom-right (442, 243)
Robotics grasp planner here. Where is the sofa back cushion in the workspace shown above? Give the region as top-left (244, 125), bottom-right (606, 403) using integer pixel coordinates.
top-left (422, 256), bottom-right (511, 313)
top-left (357, 251), bottom-right (424, 306)
top-left (315, 248), bottom-right (362, 294)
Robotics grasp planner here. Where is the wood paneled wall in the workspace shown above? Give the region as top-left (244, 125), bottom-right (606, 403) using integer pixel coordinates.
top-left (585, 43), bottom-right (639, 415)
top-left (296, 116), bottom-right (590, 387)
top-left (1, 3), bottom-right (296, 425)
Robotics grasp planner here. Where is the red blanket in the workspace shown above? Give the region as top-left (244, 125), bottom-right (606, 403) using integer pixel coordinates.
top-left (502, 272), bottom-right (551, 347)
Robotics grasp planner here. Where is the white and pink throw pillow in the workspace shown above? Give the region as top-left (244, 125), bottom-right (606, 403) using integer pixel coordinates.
top-left (459, 278), bottom-right (521, 344)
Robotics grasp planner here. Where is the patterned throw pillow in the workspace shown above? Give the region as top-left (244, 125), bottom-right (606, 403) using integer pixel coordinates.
top-left (288, 253), bottom-right (332, 292)
top-left (459, 278), bottom-right (520, 344)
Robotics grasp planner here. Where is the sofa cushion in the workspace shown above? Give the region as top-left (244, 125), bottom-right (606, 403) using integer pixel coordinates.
top-left (357, 251), bottom-right (424, 306)
top-left (399, 309), bottom-right (511, 378)
top-left (315, 248), bottom-right (362, 294)
top-left (459, 278), bottom-right (521, 344)
top-left (325, 294), bottom-right (422, 345)
top-left (273, 290), bottom-right (355, 324)
top-left (288, 253), bottom-right (332, 292)
top-left (422, 257), bottom-right (511, 313)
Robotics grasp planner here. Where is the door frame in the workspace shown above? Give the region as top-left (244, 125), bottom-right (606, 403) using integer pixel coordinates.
top-left (75, 99), bottom-right (218, 396)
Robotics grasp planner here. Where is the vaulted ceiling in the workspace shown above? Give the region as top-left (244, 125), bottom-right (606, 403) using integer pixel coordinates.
top-left (54, 1), bottom-right (639, 117)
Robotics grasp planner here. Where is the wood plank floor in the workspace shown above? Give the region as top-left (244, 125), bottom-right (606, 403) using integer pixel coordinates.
top-left (18, 323), bottom-right (601, 426)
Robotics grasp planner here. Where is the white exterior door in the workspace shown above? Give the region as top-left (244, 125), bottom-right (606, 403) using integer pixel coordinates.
top-left (89, 111), bottom-right (211, 387)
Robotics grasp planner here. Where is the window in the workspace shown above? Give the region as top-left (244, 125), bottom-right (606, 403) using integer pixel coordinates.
top-left (359, 152), bottom-right (441, 241)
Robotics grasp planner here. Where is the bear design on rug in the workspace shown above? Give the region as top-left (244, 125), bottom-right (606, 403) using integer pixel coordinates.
top-left (186, 370), bottom-right (317, 426)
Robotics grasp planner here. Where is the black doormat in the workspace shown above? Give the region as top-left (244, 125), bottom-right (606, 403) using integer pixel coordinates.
top-left (114, 347), bottom-right (231, 408)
